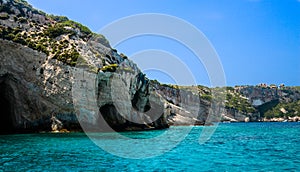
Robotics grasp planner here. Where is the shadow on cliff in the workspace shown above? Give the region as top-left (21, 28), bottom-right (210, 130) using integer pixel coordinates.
top-left (0, 74), bottom-right (16, 134)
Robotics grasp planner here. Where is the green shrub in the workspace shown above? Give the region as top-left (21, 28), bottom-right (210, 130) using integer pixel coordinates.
top-left (5, 33), bottom-right (15, 40)
top-left (57, 20), bottom-right (92, 36)
top-left (100, 64), bottom-right (118, 72)
top-left (35, 44), bottom-right (49, 55)
top-left (48, 15), bottom-right (69, 22)
top-left (15, 0), bottom-right (31, 6)
top-left (18, 17), bottom-right (27, 23)
top-left (120, 53), bottom-right (128, 59)
top-left (264, 100), bottom-right (300, 118)
top-left (224, 91), bottom-right (256, 113)
top-left (45, 24), bottom-right (74, 38)
top-left (225, 86), bottom-right (234, 91)
top-left (12, 34), bottom-right (26, 45)
top-left (51, 49), bottom-right (80, 66)
top-left (12, 27), bottom-right (22, 34)
top-left (201, 94), bottom-right (212, 101)
top-left (70, 50), bottom-right (80, 62)
top-left (27, 39), bottom-right (35, 49)
top-left (70, 61), bottom-right (77, 67)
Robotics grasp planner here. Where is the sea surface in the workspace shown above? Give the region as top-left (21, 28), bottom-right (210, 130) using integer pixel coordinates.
top-left (0, 122), bottom-right (299, 171)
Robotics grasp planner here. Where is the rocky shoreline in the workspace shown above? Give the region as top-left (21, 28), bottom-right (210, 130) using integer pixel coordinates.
top-left (261, 116), bottom-right (300, 122)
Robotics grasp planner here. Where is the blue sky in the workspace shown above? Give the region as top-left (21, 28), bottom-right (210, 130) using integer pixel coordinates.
top-left (28, 0), bottom-right (300, 86)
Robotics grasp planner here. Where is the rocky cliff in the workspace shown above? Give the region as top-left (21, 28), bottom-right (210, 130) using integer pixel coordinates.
top-left (236, 85), bottom-right (300, 121)
top-left (151, 81), bottom-right (225, 125)
top-left (0, 0), bottom-right (168, 133)
top-left (153, 82), bottom-right (300, 123)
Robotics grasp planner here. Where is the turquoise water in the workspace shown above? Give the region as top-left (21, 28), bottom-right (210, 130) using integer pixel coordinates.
top-left (0, 122), bottom-right (299, 171)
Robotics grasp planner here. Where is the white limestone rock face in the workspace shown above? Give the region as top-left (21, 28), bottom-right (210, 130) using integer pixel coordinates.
top-left (239, 86), bottom-right (300, 106)
top-left (0, 39), bottom-right (78, 133)
top-left (0, 39), bottom-right (169, 133)
top-left (93, 70), bottom-right (168, 131)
